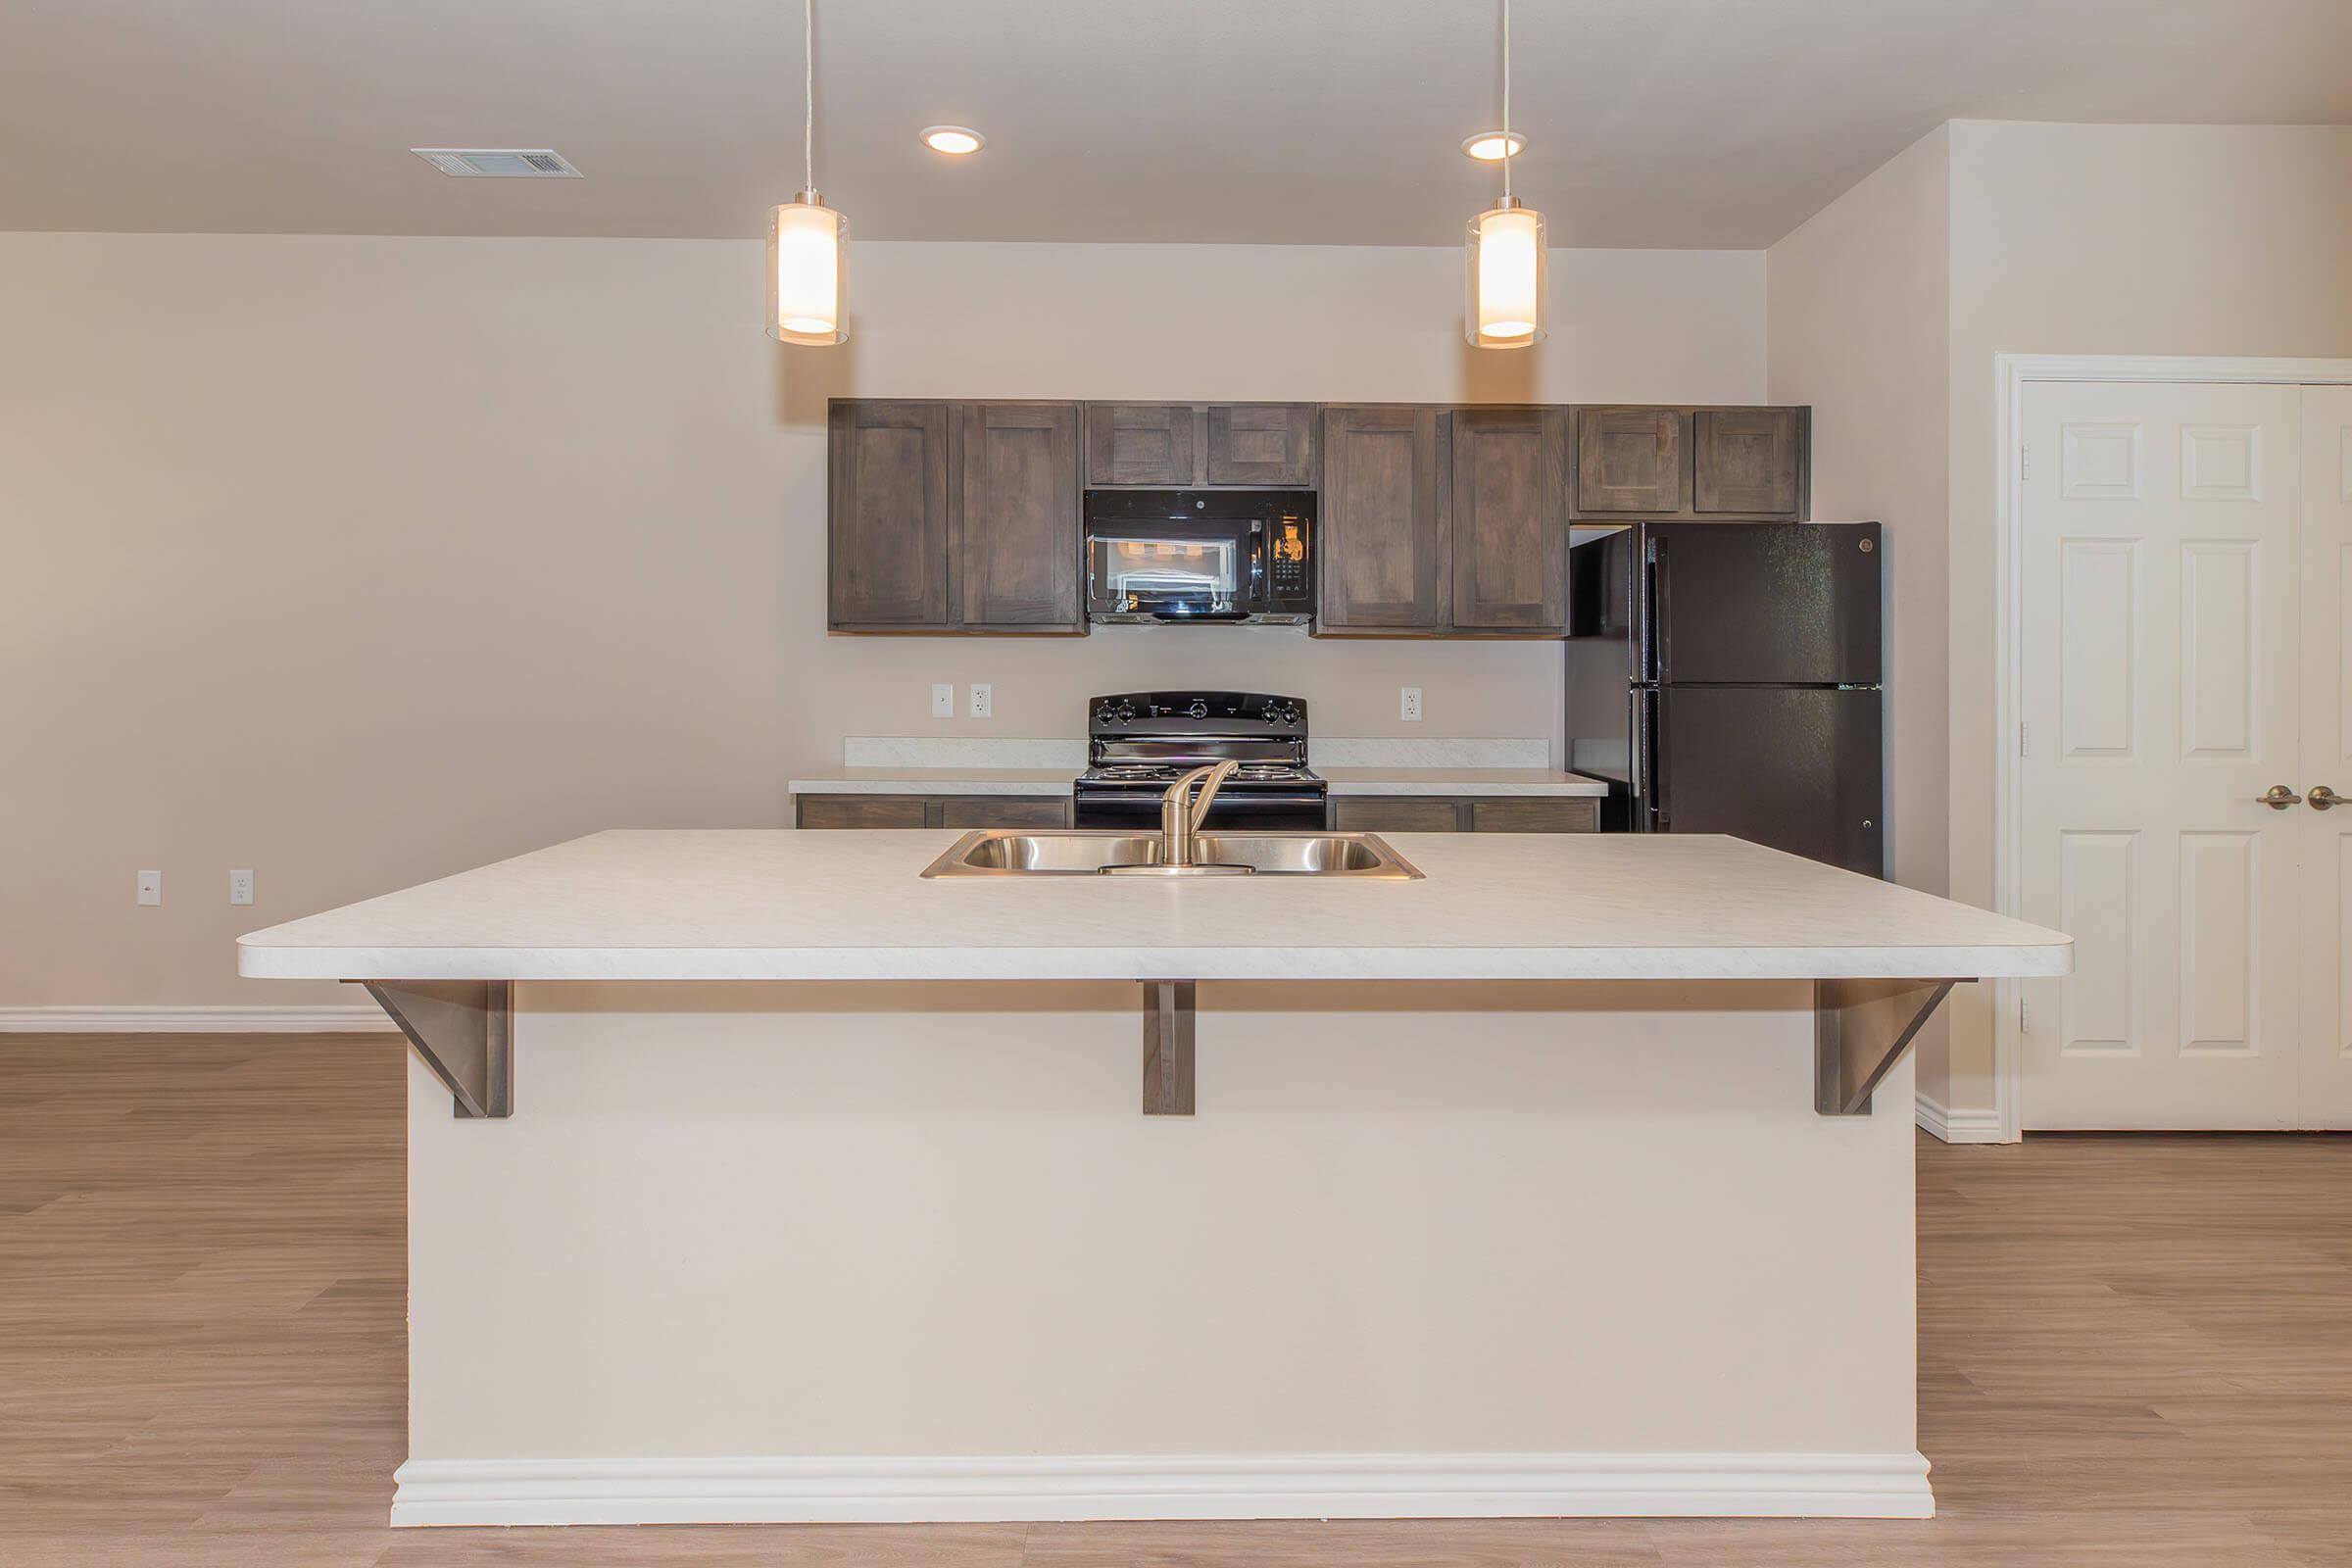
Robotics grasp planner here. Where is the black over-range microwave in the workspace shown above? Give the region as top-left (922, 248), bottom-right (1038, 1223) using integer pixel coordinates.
top-left (1082, 489), bottom-right (1315, 625)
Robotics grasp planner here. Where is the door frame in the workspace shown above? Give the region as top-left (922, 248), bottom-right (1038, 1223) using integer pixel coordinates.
top-left (1990, 355), bottom-right (2352, 1141)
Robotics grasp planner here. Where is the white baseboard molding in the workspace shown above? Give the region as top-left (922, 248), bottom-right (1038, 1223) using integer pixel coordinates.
top-left (0, 1004), bottom-right (394, 1034)
top-left (390, 1450), bottom-right (1934, 1527)
top-left (1916, 1092), bottom-right (2005, 1145)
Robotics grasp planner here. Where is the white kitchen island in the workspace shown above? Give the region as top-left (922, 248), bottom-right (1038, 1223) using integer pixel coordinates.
top-left (238, 829), bottom-right (2068, 1529)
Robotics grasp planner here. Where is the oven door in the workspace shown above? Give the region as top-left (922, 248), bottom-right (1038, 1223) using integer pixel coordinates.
top-left (1073, 786), bottom-right (1326, 832)
top-left (1085, 521), bottom-right (1263, 622)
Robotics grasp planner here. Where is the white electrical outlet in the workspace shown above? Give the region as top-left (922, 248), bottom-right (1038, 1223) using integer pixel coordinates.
top-left (136, 869), bottom-right (163, 906)
top-left (229, 869), bottom-right (254, 906)
top-left (1400, 687), bottom-right (1424, 722)
top-left (969, 683), bottom-right (993, 719)
top-left (931, 683), bottom-right (955, 718)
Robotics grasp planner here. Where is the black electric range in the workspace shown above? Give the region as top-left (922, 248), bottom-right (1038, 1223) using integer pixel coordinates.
top-left (1073, 691), bottom-right (1326, 831)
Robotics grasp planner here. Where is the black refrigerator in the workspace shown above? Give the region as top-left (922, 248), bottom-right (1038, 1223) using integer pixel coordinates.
top-left (1564, 521), bottom-right (1885, 876)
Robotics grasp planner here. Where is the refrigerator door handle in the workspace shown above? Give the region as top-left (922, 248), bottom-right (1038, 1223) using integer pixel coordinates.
top-left (1649, 689), bottom-right (1669, 831)
top-left (1645, 535), bottom-right (1672, 684)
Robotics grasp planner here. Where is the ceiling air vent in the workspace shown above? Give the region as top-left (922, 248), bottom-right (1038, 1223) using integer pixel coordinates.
top-left (411, 148), bottom-right (582, 178)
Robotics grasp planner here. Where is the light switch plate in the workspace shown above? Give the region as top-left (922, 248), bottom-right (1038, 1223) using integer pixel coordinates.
top-left (136, 869), bottom-right (162, 906)
top-left (930, 683), bottom-right (955, 718)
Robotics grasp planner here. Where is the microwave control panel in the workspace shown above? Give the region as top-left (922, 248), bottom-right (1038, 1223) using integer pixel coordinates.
top-left (1269, 514), bottom-right (1311, 599)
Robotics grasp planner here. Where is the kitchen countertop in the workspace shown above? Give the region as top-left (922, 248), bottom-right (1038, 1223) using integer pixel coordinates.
top-left (788, 768), bottom-right (1608, 798)
top-left (239, 828), bottom-right (2069, 983)
top-left (1315, 767), bottom-right (1605, 797)
top-left (789, 768), bottom-right (1075, 796)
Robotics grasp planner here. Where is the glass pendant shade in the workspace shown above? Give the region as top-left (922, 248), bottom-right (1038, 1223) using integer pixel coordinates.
top-left (1466, 198), bottom-right (1546, 348)
top-left (767, 193), bottom-right (847, 345)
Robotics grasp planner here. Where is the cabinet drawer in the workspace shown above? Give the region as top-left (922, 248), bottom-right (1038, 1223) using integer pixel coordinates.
top-left (937, 797), bottom-right (1069, 829)
top-left (1575, 408), bottom-right (1689, 515)
top-left (1085, 404), bottom-right (1199, 485)
top-left (1470, 798), bottom-right (1598, 834)
top-left (1694, 408), bottom-right (1804, 516)
top-left (797, 796), bottom-right (929, 829)
top-left (1333, 797), bottom-right (1465, 833)
top-left (1205, 404), bottom-right (1317, 485)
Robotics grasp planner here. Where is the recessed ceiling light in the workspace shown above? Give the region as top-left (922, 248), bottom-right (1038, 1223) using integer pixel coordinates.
top-left (1461, 130), bottom-right (1526, 162)
top-left (920, 125), bottom-right (985, 156)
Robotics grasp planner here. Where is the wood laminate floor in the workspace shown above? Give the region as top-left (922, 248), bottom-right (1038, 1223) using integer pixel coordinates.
top-left (3, 1033), bottom-right (2349, 1566)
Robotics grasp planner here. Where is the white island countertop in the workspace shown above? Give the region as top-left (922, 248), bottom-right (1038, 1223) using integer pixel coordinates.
top-left (786, 767), bottom-right (1606, 797)
top-left (239, 828), bottom-right (2069, 982)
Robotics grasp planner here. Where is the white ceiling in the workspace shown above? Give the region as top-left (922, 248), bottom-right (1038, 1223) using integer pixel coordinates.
top-left (2, 0), bottom-right (2346, 249)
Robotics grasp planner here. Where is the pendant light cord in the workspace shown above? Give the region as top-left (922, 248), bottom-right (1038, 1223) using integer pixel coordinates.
top-left (803, 0), bottom-right (815, 193)
top-left (1501, 0), bottom-right (1512, 203)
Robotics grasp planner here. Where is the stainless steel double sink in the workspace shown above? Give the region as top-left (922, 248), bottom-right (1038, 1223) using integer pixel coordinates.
top-left (920, 829), bottom-right (1424, 879)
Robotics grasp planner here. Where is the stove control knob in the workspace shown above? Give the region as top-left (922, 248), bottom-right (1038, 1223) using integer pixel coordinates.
top-left (1114, 703), bottom-right (1136, 722)
top-left (1187, 700), bottom-right (1209, 719)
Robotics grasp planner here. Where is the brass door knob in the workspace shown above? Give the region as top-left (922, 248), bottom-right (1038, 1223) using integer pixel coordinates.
top-left (2312, 786), bottom-right (2345, 810)
top-left (2259, 785), bottom-right (2303, 809)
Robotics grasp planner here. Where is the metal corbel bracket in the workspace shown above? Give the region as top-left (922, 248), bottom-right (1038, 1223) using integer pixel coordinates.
top-left (1815, 977), bottom-right (1966, 1116)
top-left (361, 980), bottom-right (513, 1119)
top-left (1143, 979), bottom-right (1196, 1116)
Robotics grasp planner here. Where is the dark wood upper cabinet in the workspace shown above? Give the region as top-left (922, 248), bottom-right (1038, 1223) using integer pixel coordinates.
top-left (1450, 407), bottom-right (1568, 633)
top-left (1318, 406), bottom-right (1447, 633)
top-left (1573, 405), bottom-right (1809, 520)
top-left (1085, 404), bottom-right (1197, 486)
top-left (829, 401), bottom-right (952, 628)
top-left (830, 399), bottom-right (1080, 634)
top-left (1693, 407), bottom-right (1807, 516)
top-left (958, 402), bottom-right (1081, 632)
top-left (831, 399), bottom-right (1809, 635)
top-left (1205, 404), bottom-right (1319, 486)
top-left (1575, 408), bottom-right (1687, 516)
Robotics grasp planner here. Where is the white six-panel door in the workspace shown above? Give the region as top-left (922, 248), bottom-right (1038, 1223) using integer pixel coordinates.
top-left (2299, 387), bottom-right (2352, 1128)
top-left (2020, 381), bottom-right (2315, 1128)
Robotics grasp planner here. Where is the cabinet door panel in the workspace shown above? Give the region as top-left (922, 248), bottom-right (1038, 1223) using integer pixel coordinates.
top-left (959, 403), bottom-right (1082, 631)
top-left (830, 402), bottom-right (952, 627)
top-left (1205, 404), bottom-right (1317, 485)
top-left (1451, 407), bottom-right (1567, 633)
top-left (937, 798), bottom-right (1069, 829)
top-left (798, 796), bottom-right (929, 829)
top-left (1320, 406), bottom-right (1446, 631)
top-left (1576, 408), bottom-right (1688, 515)
top-left (1471, 798), bottom-right (1599, 833)
top-left (1085, 404), bottom-right (1198, 485)
top-left (1333, 797), bottom-right (1464, 832)
top-left (1694, 408), bottom-right (1805, 516)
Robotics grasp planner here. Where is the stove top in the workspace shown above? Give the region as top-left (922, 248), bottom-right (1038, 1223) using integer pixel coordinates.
top-left (1077, 690), bottom-right (1321, 797)
top-left (1078, 761), bottom-right (1321, 788)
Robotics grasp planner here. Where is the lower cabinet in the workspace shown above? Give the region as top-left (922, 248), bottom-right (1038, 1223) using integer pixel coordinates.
top-left (1331, 797), bottom-right (1600, 833)
top-left (795, 795), bottom-right (1071, 830)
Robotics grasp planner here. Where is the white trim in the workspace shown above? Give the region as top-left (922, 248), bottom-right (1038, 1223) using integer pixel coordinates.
top-left (1990, 355), bottom-right (2352, 1141)
top-left (1915, 1092), bottom-right (2004, 1146)
top-left (0, 1004), bottom-right (393, 1033)
top-left (389, 1450), bottom-right (1934, 1527)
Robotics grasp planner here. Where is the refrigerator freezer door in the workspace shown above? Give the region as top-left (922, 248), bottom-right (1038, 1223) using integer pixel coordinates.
top-left (1644, 522), bottom-right (1881, 686)
top-left (1650, 685), bottom-right (1884, 876)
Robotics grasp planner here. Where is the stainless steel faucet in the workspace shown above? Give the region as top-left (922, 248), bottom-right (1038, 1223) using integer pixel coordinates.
top-left (1160, 760), bottom-right (1239, 867)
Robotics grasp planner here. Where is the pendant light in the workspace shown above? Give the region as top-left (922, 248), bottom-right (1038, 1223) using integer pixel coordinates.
top-left (1465, 0), bottom-right (1545, 348)
top-left (767, 0), bottom-right (846, 344)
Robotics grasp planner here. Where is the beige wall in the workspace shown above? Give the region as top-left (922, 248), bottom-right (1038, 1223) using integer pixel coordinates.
top-left (1765, 125), bottom-right (1953, 1103)
top-left (1942, 122), bottom-right (2352, 1108)
top-left (0, 233), bottom-right (1765, 1007)
top-left (1767, 121), bottom-right (2352, 1118)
